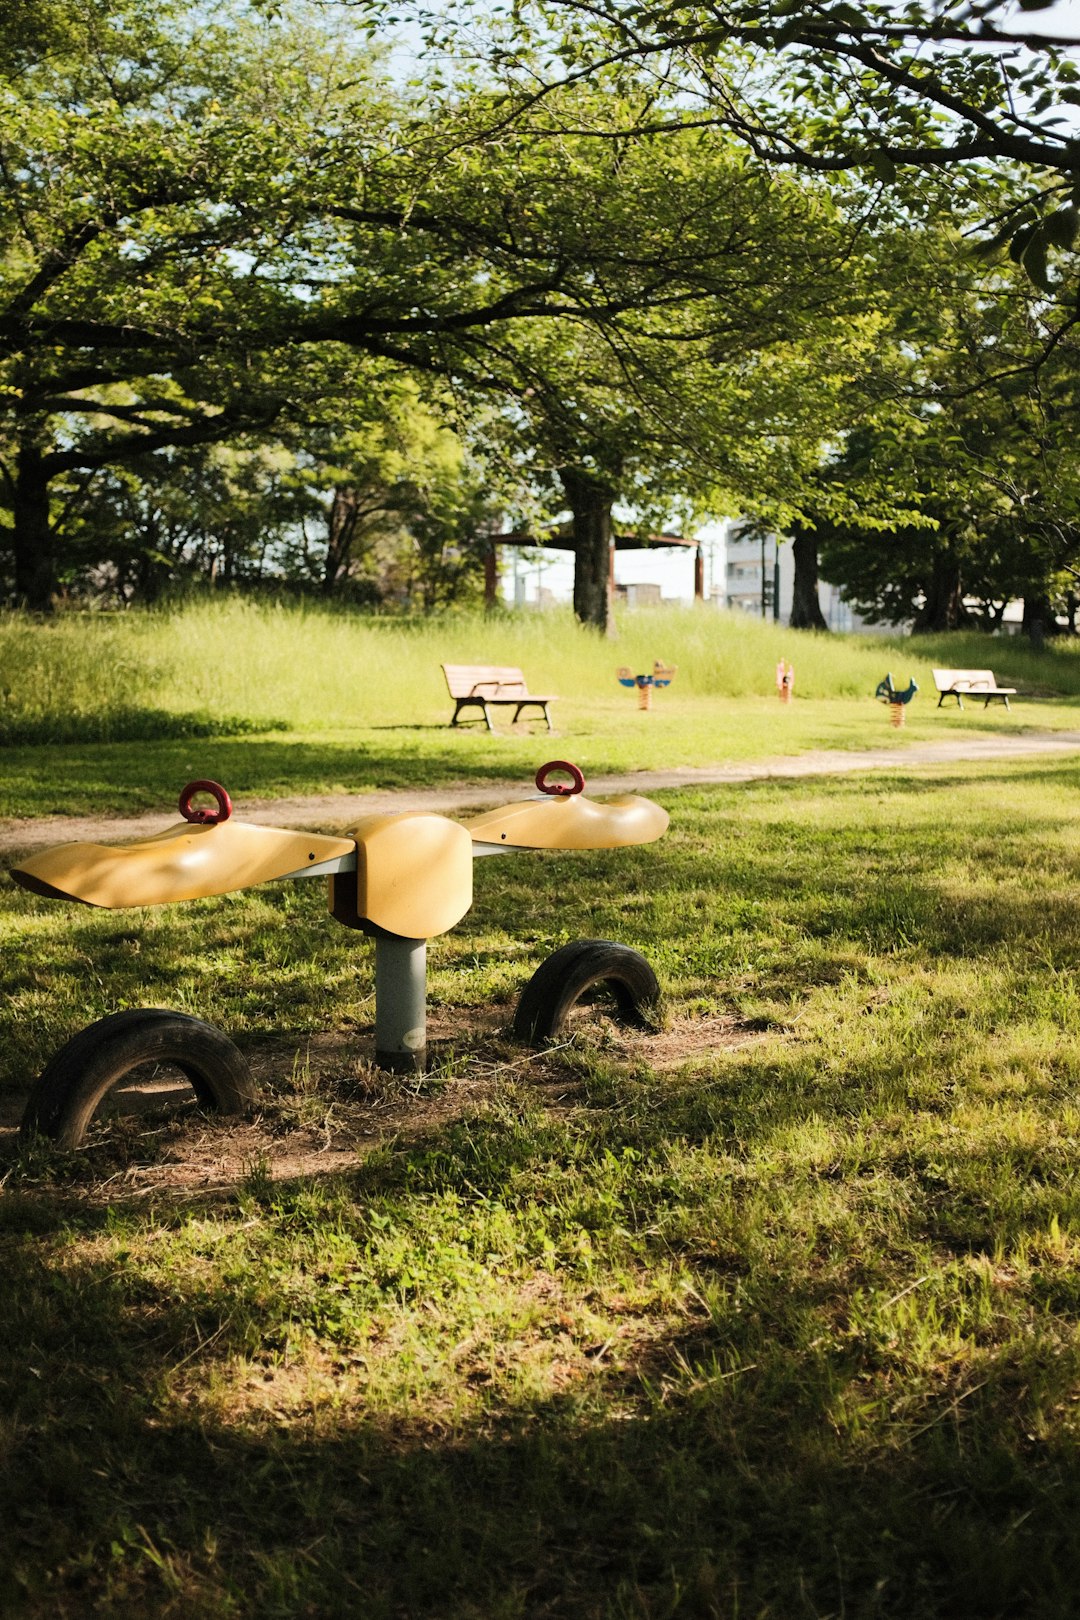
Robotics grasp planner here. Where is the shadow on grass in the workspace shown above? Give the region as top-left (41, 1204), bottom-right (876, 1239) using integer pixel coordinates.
top-left (0, 736), bottom-right (536, 819)
top-left (0, 708), bottom-right (282, 748)
top-left (3, 1111), bottom-right (1080, 1620)
top-left (8, 757), bottom-right (1080, 1611)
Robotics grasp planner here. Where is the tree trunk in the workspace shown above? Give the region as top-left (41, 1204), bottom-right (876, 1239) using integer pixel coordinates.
top-left (789, 526), bottom-right (829, 631)
top-left (1022, 591), bottom-right (1061, 647)
top-left (911, 553), bottom-right (967, 633)
top-left (11, 437), bottom-right (58, 610)
top-left (323, 485), bottom-right (360, 595)
top-left (559, 466), bottom-right (615, 632)
top-left (135, 511), bottom-right (167, 604)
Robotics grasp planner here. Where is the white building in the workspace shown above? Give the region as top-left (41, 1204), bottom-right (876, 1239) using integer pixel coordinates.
top-left (502, 526), bottom-right (717, 610)
top-left (722, 522), bottom-right (885, 632)
top-left (500, 517), bottom-right (884, 631)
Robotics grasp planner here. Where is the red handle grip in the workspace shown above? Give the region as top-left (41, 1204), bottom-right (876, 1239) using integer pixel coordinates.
top-left (179, 780), bottom-right (233, 825)
top-left (535, 760), bottom-right (586, 797)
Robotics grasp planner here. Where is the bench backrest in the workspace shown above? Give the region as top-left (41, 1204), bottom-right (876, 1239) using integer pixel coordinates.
top-left (442, 663), bottom-right (529, 698)
top-left (932, 668), bottom-right (998, 693)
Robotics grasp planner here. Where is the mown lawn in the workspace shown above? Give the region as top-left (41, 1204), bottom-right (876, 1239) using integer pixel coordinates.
top-left (4, 755), bottom-right (1080, 1616)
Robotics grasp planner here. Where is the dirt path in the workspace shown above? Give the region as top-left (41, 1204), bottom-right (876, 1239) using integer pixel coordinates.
top-left (2, 729), bottom-right (1078, 856)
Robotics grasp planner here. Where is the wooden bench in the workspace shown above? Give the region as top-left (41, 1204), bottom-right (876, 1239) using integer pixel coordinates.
top-left (442, 664), bottom-right (556, 732)
top-left (933, 668), bottom-right (1016, 711)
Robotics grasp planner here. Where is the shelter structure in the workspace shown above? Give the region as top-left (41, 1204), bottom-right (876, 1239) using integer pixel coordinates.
top-left (484, 524), bottom-right (705, 609)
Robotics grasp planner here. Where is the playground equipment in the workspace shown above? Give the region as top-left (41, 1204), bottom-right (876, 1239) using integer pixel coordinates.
top-left (874, 673), bottom-right (918, 728)
top-left (776, 659), bottom-right (794, 703)
top-left (617, 662), bottom-right (676, 711)
top-left (11, 764), bottom-right (668, 1146)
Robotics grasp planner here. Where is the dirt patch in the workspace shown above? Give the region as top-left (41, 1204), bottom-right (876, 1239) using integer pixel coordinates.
top-left (617, 1010), bottom-right (761, 1070)
top-left (0, 1007), bottom-right (764, 1206)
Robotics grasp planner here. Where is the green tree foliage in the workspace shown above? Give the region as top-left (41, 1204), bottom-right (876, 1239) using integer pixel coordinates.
top-left (8, 0), bottom-right (877, 609)
top-left (442, 120), bottom-right (911, 629)
top-left (282, 391), bottom-right (506, 609)
top-left (0, 0), bottom-right (395, 604)
top-left (9, 0), bottom-right (1072, 628)
top-left (451, 0), bottom-right (1080, 272)
top-left (0, 5), bottom-right (632, 602)
top-left (45, 443), bottom-right (307, 604)
top-left (810, 240), bottom-right (1080, 634)
top-left (27, 384), bottom-right (504, 610)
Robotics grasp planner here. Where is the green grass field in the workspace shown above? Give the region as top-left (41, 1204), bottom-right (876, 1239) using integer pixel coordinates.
top-left (2, 598), bottom-right (1079, 817)
top-left (5, 606), bottom-right (1080, 1616)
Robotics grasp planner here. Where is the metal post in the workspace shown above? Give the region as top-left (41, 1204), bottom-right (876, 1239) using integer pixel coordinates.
top-left (374, 936), bottom-right (427, 1072)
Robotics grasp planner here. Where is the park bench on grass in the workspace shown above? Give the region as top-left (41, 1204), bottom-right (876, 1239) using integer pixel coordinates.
top-left (933, 668), bottom-right (1017, 711)
top-left (442, 663), bottom-right (556, 732)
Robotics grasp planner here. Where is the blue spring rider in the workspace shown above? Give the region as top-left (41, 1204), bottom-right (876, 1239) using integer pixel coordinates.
top-left (618, 661), bottom-right (677, 710)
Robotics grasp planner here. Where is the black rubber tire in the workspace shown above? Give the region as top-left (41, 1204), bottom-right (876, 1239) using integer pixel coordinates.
top-left (513, 939), bottom-right (662, 1046)
top-left (21, 1008), bottom-right (257, 1148)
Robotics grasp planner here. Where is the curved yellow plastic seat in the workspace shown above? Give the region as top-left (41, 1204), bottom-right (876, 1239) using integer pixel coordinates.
top-left (343, 811), bottom-right (473, 939)
top-left (464, 792), bottom-right (668, 851)
top-left (10, 820), bottom-right (355, 909)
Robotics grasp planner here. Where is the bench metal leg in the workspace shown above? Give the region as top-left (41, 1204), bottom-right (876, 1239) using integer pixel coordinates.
top-left (511, 702), bottom-right (552, 731)
top-left (451, 700), bottom-right (494, 731)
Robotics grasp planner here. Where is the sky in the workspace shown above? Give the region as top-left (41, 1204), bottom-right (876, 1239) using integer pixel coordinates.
top-left (386, 1), bottom-right (1080, 81)
top-left (1019, 0), bottom-right (1080, 35)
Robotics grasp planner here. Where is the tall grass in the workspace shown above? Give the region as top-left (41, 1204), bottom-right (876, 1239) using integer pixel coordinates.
top-left (2, 598), bottom-right (1079, 739)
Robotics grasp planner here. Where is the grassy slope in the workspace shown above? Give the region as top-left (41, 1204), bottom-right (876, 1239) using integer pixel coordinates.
top-left (2, 599), bottom-right (1080, 816)
top-left (5, 756), bottom-right (1080, 1615)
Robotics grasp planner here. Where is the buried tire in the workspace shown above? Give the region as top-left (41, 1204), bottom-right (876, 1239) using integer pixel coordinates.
top-left (513, 939), bottom-right (661, 1047)
top-left (21, 1008), bottom-right (256, 1148)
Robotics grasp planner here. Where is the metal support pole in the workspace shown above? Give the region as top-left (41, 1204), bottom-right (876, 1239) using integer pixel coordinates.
top-left (374, 936), bottom-right (428, 1072)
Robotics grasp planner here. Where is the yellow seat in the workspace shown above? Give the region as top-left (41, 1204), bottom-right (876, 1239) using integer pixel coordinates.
top-left (10, 820), bottom-right (355, 909)
top-left (464, 792), bottom-right (668, 850)
top-left (341, 812), bottom-right (473, 939)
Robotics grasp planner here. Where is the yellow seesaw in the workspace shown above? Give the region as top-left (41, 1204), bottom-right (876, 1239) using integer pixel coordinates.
top-left (11, 762), bottom-right (668, 1144)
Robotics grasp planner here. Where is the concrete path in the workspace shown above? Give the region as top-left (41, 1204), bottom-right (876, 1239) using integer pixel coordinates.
top-left (2, 729), bottom-right (1078, 856)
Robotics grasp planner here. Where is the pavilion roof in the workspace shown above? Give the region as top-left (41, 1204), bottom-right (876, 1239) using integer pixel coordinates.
top-left (489, 524), bottom-right (697, 551)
